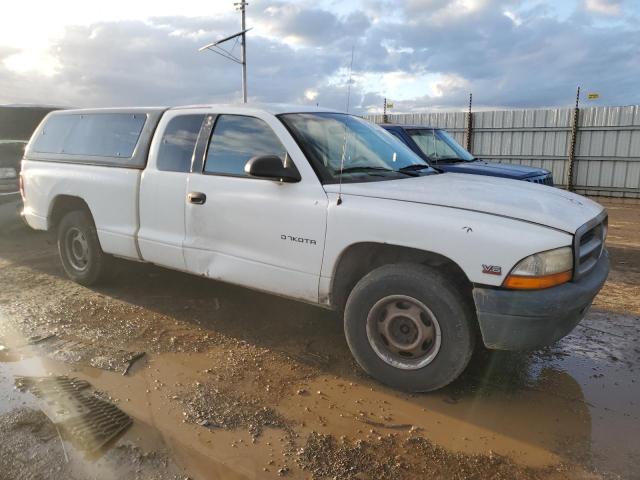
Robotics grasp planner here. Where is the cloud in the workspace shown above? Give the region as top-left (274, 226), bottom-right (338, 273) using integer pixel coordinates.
top-left (0, 0), bottom-right (639, 113)
top-left (0, 17), bottom-right (347, 108)
top-left (256, 1), bottom-right (371, 46)
top-left (584, 0), bottom-right (622, 16)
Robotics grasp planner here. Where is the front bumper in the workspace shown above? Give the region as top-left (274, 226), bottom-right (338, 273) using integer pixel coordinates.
top-left (472, 251), bottom-right (609, 350)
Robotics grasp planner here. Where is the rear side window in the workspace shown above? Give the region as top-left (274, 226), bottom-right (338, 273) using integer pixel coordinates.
top-left (32, 113), bottom-right (146, 158)
top-left (156, 115), bottom-right (204, 172)
top-left (204, 115), bottom-right (287, 177)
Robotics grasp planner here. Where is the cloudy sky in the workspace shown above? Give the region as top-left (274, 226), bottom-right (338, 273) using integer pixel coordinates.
top-left (0, 0), bottom-right (638, 113)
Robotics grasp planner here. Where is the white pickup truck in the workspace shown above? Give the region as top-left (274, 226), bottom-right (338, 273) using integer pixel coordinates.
top-left (20, 104), bottom-right (609, 391)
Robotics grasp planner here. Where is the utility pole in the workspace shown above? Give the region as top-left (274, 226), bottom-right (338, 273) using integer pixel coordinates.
top-left (198, 2), bottom-right (250, 103)
top-left (383, 97), bottom-right (388, 123)
top-left (236, 0), bottom-right (248, 103)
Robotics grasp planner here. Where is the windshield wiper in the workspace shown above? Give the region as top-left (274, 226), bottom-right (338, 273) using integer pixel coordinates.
top-left (337, 166), bottom-right (395, 174)
top-left (432, 157), bottom-right (468, 164)
top-left (337, 166), bottom-right (418, 177)
top-left (399, 164), bottom-right (432, 172)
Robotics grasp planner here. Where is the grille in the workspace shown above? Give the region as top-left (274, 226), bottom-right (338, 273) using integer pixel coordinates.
top-left (525, 173), bottom-right (554, 186)
top-left (574, 212), bottom-right (607, 279)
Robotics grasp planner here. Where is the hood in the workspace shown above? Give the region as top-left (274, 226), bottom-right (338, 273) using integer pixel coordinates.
top-left (437, 160), bottom-right (548, 179)
top-left (324, 173), bottom-right (604, 234)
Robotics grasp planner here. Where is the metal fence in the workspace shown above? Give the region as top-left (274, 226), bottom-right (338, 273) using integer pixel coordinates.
top-left (366, 105), bottom-right (640, 198)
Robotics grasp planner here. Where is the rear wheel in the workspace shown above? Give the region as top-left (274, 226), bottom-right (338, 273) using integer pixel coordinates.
top-left (344, 263), bottom-right (475, 392)
top-left (57, 210), bottom-right (109, 285)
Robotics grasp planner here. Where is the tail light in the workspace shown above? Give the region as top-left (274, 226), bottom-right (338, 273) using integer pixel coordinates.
top-left (19, 173), bottom-right (25, 200)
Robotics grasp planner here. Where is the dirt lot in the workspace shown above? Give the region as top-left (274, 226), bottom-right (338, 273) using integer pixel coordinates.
top-left (0, 197), bottom-right (638, 480)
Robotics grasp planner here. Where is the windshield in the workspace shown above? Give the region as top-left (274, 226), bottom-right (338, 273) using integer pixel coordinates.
top-left (408, 129), bottom-right (475, 162)
top-left (280, 113), bottom-right (435, 183)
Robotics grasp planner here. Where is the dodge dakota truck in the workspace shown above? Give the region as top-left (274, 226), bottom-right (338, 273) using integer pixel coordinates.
top-left (20, 105), bottom-right (609, 392)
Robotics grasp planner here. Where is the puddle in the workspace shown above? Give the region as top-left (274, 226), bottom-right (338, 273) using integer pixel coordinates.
top-left (0, 339), bottom-right (238, 479)
top-left (0, 345), bottom-right (21, 362)
top-left (0, 342), bottom-right (600, 479)
top-left (1, 309), bottom-right (634, 479)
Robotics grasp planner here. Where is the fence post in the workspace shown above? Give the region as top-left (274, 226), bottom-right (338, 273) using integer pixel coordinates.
top-left (383, 97), bottom-right (388, 123)
top-left (567, 86), bottom-right (580, 192)
top-left (465, 93), bottom-right (473, 153)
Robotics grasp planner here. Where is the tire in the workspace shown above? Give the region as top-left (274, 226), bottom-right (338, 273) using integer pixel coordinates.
top-left (57, 210), bottom-right (109, 286)
top-left (344, 263), bottom-right (476, 392)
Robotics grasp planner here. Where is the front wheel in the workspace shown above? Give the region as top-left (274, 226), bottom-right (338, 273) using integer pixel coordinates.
top-left (344, 263), bottom-right (476, 392)
top-left (57, 210), bottom-right (109, 286)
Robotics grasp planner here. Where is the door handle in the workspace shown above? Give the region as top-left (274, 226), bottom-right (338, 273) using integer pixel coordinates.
top-left (187, 192), bottom-right (206, 205)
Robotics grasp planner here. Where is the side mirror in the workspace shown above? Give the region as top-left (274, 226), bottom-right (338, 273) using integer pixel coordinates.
top-left (244, 155), bottom-right (301, 183)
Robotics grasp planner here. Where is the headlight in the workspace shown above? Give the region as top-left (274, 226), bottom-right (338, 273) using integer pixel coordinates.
top-left (0, 167), bottom-right (17, 179)
top-left (503, 246), bottom-right (573, 290)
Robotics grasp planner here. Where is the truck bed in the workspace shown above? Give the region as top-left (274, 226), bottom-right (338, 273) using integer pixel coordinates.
top-left (21, 160), bottom-right (143, 259)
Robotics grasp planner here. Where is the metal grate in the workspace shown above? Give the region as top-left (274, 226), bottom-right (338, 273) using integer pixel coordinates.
top-left (61, 395), bottom-right (132, 451)
top-left (14, 376), bottom-right (90, 397)
top-left (15, 376), bottom-right (132, 452)
top-left (27, 334), bottom-right (145, 375)
top-left (574, 211), bottom-right (608, 279)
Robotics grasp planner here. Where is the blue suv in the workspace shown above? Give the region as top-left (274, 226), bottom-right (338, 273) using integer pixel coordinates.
top-left (381, 124), bottom-right (554, 186)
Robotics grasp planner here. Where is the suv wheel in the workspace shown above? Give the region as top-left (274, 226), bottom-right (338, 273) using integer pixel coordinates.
top-left (57, 210), bottom-right (109, 285)
top-left (344, 263), bottom-right (475, 392)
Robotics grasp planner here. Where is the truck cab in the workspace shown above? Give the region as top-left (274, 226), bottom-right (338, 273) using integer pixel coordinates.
top-left (381, 124), bottom-right (554, 186)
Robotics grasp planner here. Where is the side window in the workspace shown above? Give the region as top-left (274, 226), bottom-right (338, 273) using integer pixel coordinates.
top-left (67, 114), bottom-right (146, 157)
top-left (204, 115), bottom-right (287, 177)
top-left (157, 115), bottom-right (204, 172)
top-left (33, 113), bottom-right (146, 158)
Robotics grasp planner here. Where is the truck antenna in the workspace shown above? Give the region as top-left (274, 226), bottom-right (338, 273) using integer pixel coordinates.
top-left (337, 45), bottom-right (355, 206)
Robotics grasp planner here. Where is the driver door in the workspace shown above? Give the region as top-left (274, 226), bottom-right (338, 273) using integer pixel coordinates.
top-left (183, 113), bottom-right (328, 303)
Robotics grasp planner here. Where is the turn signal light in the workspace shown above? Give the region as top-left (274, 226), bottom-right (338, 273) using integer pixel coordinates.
top-left (503, 270), bottom-right (572, 290)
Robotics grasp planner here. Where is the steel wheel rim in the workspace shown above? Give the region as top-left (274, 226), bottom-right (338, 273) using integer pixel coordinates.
top-left (366, 294), bottom-right (442, 370)
top-left (64, 227), bottom-right (89, 272)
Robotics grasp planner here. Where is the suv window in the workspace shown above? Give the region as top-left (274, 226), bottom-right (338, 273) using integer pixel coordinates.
top-left (157, 115), bottom-right (204, 172)
top-left (204, 115), bottom-right (287, 177)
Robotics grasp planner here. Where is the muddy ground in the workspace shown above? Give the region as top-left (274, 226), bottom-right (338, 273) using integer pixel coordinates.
top-left (0, 197), bottom-right (638, 480)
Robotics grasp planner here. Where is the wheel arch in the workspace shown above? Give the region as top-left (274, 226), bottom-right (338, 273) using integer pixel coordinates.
top-left (48, 195), bottom-right (95, 232)
top-left (329, 242), bottom-right (473, 312)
